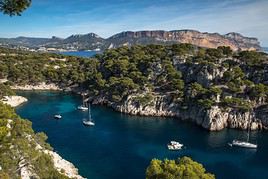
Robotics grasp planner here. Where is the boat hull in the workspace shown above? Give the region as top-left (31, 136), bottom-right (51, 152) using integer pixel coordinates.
top-left (83, 120), bottom-right (95, 126)
top-left (230, 140), bottom-right (257, 149)
top-left (77, 106), bottom-right (88, 111)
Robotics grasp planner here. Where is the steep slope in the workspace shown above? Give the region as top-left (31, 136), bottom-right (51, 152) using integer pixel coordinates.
top-left (106, 30), bottom-right (261, 51)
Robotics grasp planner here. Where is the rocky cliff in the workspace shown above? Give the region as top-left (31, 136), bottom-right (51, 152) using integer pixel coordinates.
top-left (107, 30), bottom-right (261, 51)
top-left (91, 93), bottom-right (267, 131)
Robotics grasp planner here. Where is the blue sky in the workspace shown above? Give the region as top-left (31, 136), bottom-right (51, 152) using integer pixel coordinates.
top-left (0, 0), bottom-right (267, 46)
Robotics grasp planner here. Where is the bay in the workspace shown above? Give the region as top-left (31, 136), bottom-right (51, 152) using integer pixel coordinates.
top-left (56, 50), bottom-right (100, 58)
top-left (15, 92), bottom-right (268, 179)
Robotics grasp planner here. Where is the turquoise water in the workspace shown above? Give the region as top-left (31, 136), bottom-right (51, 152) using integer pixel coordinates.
top-left (56, 51), bottom-right (100, 58)
top-left (15, 92), bottom-right (268, 179)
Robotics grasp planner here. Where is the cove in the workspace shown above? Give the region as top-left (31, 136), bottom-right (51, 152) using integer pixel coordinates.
top-left (15, 91), bottom-right (268, 179)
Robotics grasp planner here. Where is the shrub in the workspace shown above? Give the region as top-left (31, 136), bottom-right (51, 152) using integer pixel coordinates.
top-left (146, 157), bottom-right (215, 179)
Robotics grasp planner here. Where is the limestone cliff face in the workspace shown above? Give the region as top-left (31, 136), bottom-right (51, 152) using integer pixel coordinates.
top-left (92, 94), bottom-right (268, 131)
top-left (107, 30), bottom-right (261, 51)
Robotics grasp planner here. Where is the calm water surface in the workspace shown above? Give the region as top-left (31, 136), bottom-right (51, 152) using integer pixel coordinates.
top-left (56, 50), bottom-right (100, 58)
top-left (15, 92), bottom-right (268, 179)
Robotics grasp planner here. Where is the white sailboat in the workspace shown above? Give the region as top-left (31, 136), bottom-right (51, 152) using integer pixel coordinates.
top-left (229, 122), bottom-right (257, 149)
top-left (83, 102), bottom-right (95, 126)
top-left (77, 94), bottom-right (88, 111)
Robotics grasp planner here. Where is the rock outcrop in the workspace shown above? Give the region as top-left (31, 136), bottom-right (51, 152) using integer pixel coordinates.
top-left (107, 30), bottom-right (261, 51)
top-left (92, 93), bottom-right (267, 131)
top-left (1, 96), bottom-right (28, 107)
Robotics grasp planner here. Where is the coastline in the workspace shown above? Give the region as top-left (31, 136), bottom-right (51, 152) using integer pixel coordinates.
top-left (13, 86), bottom-right (267, 131)
top-left (44, 150), bottom-right (85, 179)
top-left (11, 82), bottom-right (62, 91)
top-left (1, 95), bottom-right (28, 107)
top-left (4, 89), bottom-right (85, 179)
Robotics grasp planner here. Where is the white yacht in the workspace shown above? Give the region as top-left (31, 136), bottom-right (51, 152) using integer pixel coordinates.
top-left (167, 141), bottom-right (183, 150)
top-left (83, 102), bottom-right (95, 126)
top-left (54, 114), bottom-right (62, 119)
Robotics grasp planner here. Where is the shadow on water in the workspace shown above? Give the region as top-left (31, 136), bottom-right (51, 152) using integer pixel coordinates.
top-left (15, 91), bottom-right (268, 179)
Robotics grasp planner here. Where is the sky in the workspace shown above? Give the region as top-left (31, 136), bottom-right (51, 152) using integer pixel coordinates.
top-left (0, 0), bottom-right (267, 46)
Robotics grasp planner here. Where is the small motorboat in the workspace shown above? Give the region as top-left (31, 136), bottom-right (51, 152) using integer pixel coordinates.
top-left (54, 114), bottom-right (62, 119)
top-left (167, 141), bottom-right (183, 150)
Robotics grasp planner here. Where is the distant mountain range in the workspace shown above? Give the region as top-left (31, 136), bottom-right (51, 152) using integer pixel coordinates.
top-left (0, 30), bottom-right (261, 51)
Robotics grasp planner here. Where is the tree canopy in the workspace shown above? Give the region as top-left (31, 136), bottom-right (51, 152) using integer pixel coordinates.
top-left (0, 0), bottom-right (31, 16)
top-left (146, 157), bottom-right (215, 179)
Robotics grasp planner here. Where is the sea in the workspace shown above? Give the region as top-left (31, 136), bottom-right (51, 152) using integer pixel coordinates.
top-left (15, 91), bottom-right (268, 179)
top-left (56, 50), bottom-right (100, 58)
top-left (263, 47), bottom-right (268, 54)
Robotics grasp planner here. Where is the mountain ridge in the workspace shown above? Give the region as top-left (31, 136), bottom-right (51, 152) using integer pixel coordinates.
top-left (0, 29), bottom-right (261, 51)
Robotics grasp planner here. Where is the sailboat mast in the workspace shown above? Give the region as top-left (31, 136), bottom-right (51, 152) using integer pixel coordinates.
top-left (82, 94), bottom-right (86, 107)
top-left (88, 102), bottom-right (91, 121)
top-left (247, 119), bottom-right (251, 142)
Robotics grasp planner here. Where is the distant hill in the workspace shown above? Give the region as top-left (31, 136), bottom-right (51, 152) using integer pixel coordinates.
top-left (0, 30), bottom-right (261, 51)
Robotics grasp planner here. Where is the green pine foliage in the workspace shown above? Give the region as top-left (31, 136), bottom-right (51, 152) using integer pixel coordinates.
top-left (146, 157), bottom-right (215, 179)
top-left (0, 102), bottom-right (67, 178)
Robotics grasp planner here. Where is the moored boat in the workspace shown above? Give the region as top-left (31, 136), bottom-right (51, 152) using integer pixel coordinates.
top-left (229, 120), bottom-right (257, 149)
top-left (54, 114), bottom-right (62, 119)
top-left (82, 102), bottom-right (95, 126)
top-left (77, 94), bottom-right (88, 111)
top-left (167, 141), bottom-right (183, 150)
top-left (229, 140), bottom-right (257, 149)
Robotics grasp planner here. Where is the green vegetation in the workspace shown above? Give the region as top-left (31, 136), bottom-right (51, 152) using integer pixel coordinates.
top-left (146, 157), bottom-right (215, 179)
top-left (222, 97), bottom-right (251, 111)
top-left (0, 102), bottom-right (67, 178)
top-left (0, 44), bottom-right (267, 178)
top-left (0, 44), bottom-right (267, 111)
top-left (0, 0), bottom-right (31, 16)
top-left (0, 83), bottom-right (15, 98)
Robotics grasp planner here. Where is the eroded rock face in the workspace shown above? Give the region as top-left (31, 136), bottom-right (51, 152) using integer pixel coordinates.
top-left (108, 30), bottom-right (261, 51)
top-left (92, 94), bottom-right (268, 131)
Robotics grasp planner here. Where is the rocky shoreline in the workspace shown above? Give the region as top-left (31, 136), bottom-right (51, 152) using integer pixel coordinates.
top-left (91, 94), bottom-right (268, 131)
top-left (11, 83), bottom-right (268, 132)
top-left (2, 91), bottom-right (85, 179)
top-left (1, 95), bottom-right (28, 107)
top-left (12, 82), bottom-right (62, 91)
top-left (44, 150), bottom-right (85, 179)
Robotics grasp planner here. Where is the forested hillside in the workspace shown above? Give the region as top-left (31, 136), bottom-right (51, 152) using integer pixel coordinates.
top-left (0, 44), bottom-right (268, 130)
